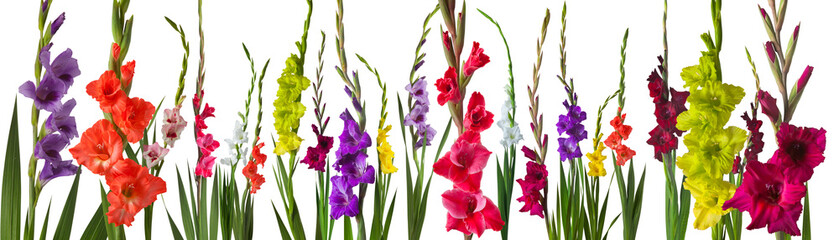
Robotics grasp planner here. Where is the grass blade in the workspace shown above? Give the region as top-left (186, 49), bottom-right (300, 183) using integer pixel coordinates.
top-left (52, 170), bottom-right (82, 240)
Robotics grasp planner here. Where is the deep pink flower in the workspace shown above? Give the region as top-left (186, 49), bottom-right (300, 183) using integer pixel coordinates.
top-left (463, 42), bottom-right (490, 76)
top-left (463, 92), bottom-right (494, 133)
top-left (435, 67), bottom-right (461, 106)
top-left (723, 161), bottom-right (806, 236)
top-left (442, 188), bottom-right (504, 237)
top-left (516, 161), bottom-right (547, 218)
top-left (433, 137), bottom-right (491, 189)
top-left (767, 123), bottom-right (826, 183)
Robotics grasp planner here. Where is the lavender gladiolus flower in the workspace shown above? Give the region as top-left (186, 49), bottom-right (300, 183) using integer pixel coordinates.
top-left (40, 44), bottom-right (80, 90)
top-left (19, 77), bottom-right (66, 112)
top-left (405, 77), bottom-right (429, 106)
top-left (45, 99), bottom-right (77, 140)
top-left (329, 176), bottom-right (360, 219)
top-left (414, 123), bottom-right (437, 148)
top-left (35, 134), bottom-right (69, 163)
top-left (39, 159), bottom-right (77, 186)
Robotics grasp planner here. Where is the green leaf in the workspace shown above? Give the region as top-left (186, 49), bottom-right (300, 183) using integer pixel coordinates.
top-left (165, 207), bottom-right (186, 240)
top-left (81, 203), bottom-right (107, 240)
top-left (52, 169), bottom-right (82, 240)
top-left (175, 167), bottom-right (196, 240)
top-left (210, 174), bottom-right (219, 240)
top-left (39, 200), bottom-right (52, 240)
top-left (1, 98), bottom-right (21, 240)
top-left (273, 202), bottom-right (292, 240)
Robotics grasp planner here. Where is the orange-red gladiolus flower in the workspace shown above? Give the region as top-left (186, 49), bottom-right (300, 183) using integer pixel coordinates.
top-left (86, 70), bottom-right (127, 112)
top-left (70, 119), bottom-right (124, 175)
top-left (105, 160), bottom-right (167, 226)
top-left (112, 97), bottom-right (155, 143)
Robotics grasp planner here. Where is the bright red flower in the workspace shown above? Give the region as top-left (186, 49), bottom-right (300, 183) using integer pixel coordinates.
top-left (87, 70), bottom-right (127, 112)
top-left (433, 137), bottom-right (491, 187)
top-left (252, 137), bottom-right (267, 166)
top-left (442, 188), bottom-right (504, 237)
top-left (723, 161), bottom-right (805, 236)
top-left (435, 67), bottom-right (461, 106)
top-left (112, 97), bottom-right (154, 143)
top-left (768, 123), bottom-right (826, 183)
top-left (463, 42), bottom-right (490, 77)
top-left (463, 92), bottom-right (494, 133)
top-left (70, 119), bottom-right (124, 175)
top-left (105, 160), bottom-right (167, 226)
top-left (120, 60), bottom-right (135, 88)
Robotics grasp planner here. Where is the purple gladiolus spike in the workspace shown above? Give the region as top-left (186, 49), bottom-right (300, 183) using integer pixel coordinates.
top-left (35, 134), bottom-right (69, 163)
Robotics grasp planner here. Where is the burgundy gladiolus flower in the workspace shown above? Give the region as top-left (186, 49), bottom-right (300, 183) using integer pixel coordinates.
top-left (723, 161), bottom-right (806, 236)
top-left (302, 124), bottom-right (334, 172)
top-left (767, 123), bottom-right (826, 183)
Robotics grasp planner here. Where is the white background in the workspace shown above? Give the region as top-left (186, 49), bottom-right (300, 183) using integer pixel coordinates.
top-left (1, 0), bottom-right (838, 239)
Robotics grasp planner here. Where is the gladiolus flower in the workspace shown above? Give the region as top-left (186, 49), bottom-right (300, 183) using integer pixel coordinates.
top-left (329, 176), bottom-right (359, 219)
top-left (111, 43), bottom-right (121, 61)
top-left (767, 123), bottom-right (826, 183)
top-left (723, 161), bottom-right (806, 235)
top-left (463, 42), bottom-right (490, 76)
top-left (302, 125), bottom-right (334, 172)
top-left (516, 161), bottom-right (547, 218)
top-left (142, 143), bottom-right (168, 168)
top-left (243, 138), bottom-right (267, 194)
top-left (86, 70), bottom-right (127, 112)
top-left (442, 188), bottom-right (504, 237)
top-left (162, 106), bottom-right (188, 147)
top-left (433, 136), bottom-right (491, 188)
top-left (463, 92), bottom-right (494, 133)
top-left (435, 67), bottom-right (461, 105)
top-left (70, 119), bottom-right (124, 175)
top-left (105, 160), bottom-right (167, 226)
top-left (112, 97), bottom-right (155, 143)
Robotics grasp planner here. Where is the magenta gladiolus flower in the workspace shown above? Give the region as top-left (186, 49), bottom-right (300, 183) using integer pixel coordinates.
top-left (441, 188), bottom-right (504, 237)
top-left (463, 42), bottom-right (490, 77)
top-left (768, 123), bottom-right (826, 183)
top-left (516, 161), bottom-right (547, 218)
top-left (723, 161), bottom-right (806, 236)
top-left (757, 90), bottom-right (780, 125)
